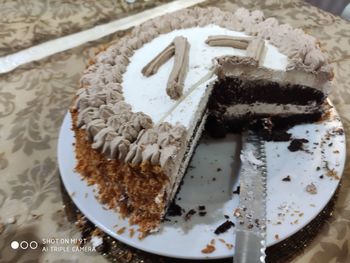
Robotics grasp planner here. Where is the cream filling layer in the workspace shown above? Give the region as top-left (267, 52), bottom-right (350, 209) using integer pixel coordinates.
top-left (223, 103), bottom-right (319, 117)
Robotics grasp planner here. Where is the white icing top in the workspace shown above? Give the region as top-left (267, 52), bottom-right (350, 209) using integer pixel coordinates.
top-left (74, 7), bottom-right (333, 169)
top-left (123, 25), bottom-right (288, 129)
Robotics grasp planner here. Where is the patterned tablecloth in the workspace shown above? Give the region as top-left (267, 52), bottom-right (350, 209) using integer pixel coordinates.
top-left (0, 0), bottom-right (349, 262)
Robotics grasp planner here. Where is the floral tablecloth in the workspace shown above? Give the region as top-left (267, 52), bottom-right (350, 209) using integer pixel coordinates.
top-left (0, 0), bottom-right (349, 262)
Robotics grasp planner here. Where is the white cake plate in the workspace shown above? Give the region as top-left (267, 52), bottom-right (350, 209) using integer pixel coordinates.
top-left (58, 105), bottom-right (345, 260)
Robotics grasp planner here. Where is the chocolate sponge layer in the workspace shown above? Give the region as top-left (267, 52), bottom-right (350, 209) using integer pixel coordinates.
top-left (208, 77), bottom-right (325, 107)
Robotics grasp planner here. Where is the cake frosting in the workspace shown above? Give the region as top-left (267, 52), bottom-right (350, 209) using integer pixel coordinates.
top-left (74, 7), bottom-right (333, 168)
top-left (71, 6), bottom-right (333, 234)
top-left (123, 25), bottom-right (289, 128)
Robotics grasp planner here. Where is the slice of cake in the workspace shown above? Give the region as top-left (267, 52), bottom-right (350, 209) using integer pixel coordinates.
top-left (71, 7), bottom-right (333, 235)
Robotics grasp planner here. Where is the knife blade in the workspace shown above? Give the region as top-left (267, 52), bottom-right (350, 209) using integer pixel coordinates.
top-left (233, 131), bottom-right (267, 263)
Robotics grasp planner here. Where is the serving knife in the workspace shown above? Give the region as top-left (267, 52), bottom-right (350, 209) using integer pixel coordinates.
top-left (233, 131), bottom-right (267, 263)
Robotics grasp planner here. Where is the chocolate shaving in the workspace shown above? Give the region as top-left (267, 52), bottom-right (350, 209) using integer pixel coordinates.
top-left (205, 35), bottom-right (252, 49)
top-left (247, 38), bottom-right (266, 64)
top-left (166, 36), bottom-right (190, 100)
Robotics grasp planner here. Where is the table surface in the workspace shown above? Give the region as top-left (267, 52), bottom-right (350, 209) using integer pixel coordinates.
top-left (0, 0), bottom-right (350, 262)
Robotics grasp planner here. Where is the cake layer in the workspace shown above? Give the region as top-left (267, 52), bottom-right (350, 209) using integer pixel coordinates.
top-left (207, 75), bottom-right (327, 135)
top-left (205, 111), bottom-right (324, 137)
top-left (209, 77), bottom-right (326, 106)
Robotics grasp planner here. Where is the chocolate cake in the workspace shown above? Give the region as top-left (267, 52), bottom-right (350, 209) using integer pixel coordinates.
top-left (71, 7), bottom-right (333, 235)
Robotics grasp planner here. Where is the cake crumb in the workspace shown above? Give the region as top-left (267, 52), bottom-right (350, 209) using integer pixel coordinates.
top-left (217, 168), bottom-right (222, 172)
top-left (198, 205), bottom-right (206, 211)
top-left (282, 175), bottom-right (291, 182)
top-left (138, 232), bottom-right (147, 240)
top-left (214, 220), bottom-right (235, 235)
top-left (218, 238), bottom-right (234, 250)
top-left (334, 128), bottom-right (344, 135)
top-left (184, 209), bottom-right (196, 221)
top-left (233, 208), bottom-right (241, 218)
top-left (117, 227), bottom-right (126, 235)
top-left (225, 243), bottom-right (233, 250)
top-left (274, 234), bottom-right (279, 240)
top-left (84, 193), bottom-right (88, 198)
top-left (299, 213), bottom-right (304, 217)
top-left (199, 212), bottom-right (207, 217)
top-left (288, 138), bottom-right (309, 152)
top-left (326, 169), bottom-right (340, 180)
top-left (306, 183), bottom-right (317, 195)
top-left (201, 244), bottom-right (216, 254)
top-left (218, 238), bottom-right (226, 244)
top-left (167, 202), bottom-right (184, 217)
top-left (70, 192), bottom-right (76, 197)
top-left (129, 228), bottom-right (135, 238)
top-left (233, 186), bottom-right (240, 194)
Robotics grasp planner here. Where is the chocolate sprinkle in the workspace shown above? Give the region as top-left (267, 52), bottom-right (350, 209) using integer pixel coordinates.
top-left (214, 220), bottom-right (235, 235)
